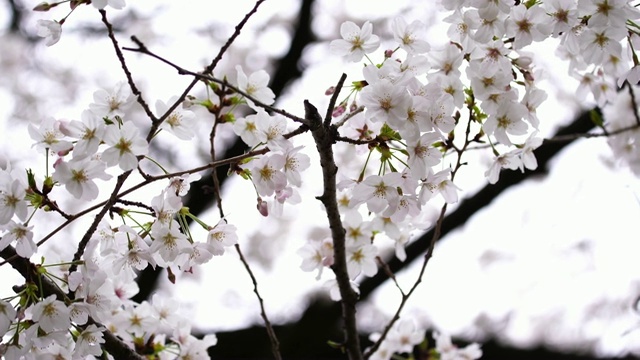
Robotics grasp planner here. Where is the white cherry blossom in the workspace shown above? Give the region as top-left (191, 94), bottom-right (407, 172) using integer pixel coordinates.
top-left (330, 21), bottom-right (380, 62)
top-left (101, 121), bottom-right (149, 171)
top-left (0, 221), bottom-right (35, 258)
top-left (207, 219), bottom-right (238, 256)
top-left (89, 82), bottom-right (134, 118)
top-left (53, 157), bottom-right (111, 201)
top-left (392, 17), bottom-right (430, 54)
top-left (236, 65), bottom-right (275, 111)
top-left (31, 295), bottom-right (71, 333)
top-left (36, 20), bottom-right (61, 46)
top-left (156, 96), bottom-right (196, 140)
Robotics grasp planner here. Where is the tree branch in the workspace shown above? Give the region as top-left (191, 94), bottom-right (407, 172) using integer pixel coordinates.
top-left (305, 97), bottom-right (362, 360)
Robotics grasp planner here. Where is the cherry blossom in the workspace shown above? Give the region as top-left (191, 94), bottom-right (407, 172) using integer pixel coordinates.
top-left (385, 319), bottom-right (424, 353)
top-left (485, 151), bottom-right (523, 184)
top-left (36, 20), bottom-right (61, 46)
top-left (233, 108), bottom-right (270, 147)
top-left (0, 221), bottom-right (35, 258)
top-left (505, 4), bottom-right (552, 49)
top-left (297, 237), bottom-right (334, 279)
top-left (544, 0), bottom-right (579, 37)
top-left (419, 168), bottom-right (460, 204)
top-left (53, 157), bottom-right (112, 200)
top-left (346, 242), bottom-right (377, 278)
top-left (360, 79), bottom-right (412, 125)
top-left (282, 146), bottom-right (310, 187)
top-left (248, 154), bottom-right (287, 197)
top-left (483, 101), bottom-right (529, 146)
top-left (31, 295), bottom-right (71, 333)
top-left (474, 6), bottom-right (506, 43)
top-left (392, 17), bottom-right (430, 54)
top-left (0, 179), bottom-right (28, 225)
top-left (406, 132), bottom-right (442, 179)
top-left (207, 219), bottom-right (238, 256)
top-left (28, 117), bottom-right (73, 154)
top-left (330, 21), bottom-right (380, 62)
top-left (156, 96), bottom-right (196, 140)
top-left (59, 110), bottom-right (106, 159)
top-left (236, 65), bottom-right (275, 111)
top-left (15, 1), bottom-right (640, 357)
top-left (74, 325), bottom-right (106, 358)
top-left (444, 9), bottom-right (480, 51)
top-left (89, 82), bottom-right (134, 118)
top-left (351, 172), bottom-right (404, 214)
top-left (112, 225), bottom-right (156, 273)
top-left (167, 173), bottom-right (201, 197)
top-left (150, 223), bottom-right (191, 263)
top-left (101, 121), bottom-right (149, 171)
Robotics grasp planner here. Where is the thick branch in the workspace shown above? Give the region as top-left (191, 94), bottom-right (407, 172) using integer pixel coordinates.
top-left (305, 99), bottom-right (362, 360)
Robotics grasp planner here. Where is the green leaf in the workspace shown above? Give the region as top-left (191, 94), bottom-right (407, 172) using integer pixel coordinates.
top-left (589, 109), bottom-right (605, 129)
top-left (379, 123), bottom-right (402, 141)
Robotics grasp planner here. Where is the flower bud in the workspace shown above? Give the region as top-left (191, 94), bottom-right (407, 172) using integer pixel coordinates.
top-left (33, 2), bottom-right (52, 11)
top-left (257, 197), bottom-right (268, 217)
top-left (332, 104), bottom-right (346, 118)
top-left (515, 55), bottom-right (532, 69)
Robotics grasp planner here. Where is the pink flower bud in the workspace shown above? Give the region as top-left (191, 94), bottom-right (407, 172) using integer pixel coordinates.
top-left (325, 86), bottom-right (336, 96)
top-left (332, 104), bottom-right (346, 118)
top-left (257, 197), bottom-right (268, 217)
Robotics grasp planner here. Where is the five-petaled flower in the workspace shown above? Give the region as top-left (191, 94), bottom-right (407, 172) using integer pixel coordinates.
top-left (330, 21), bottom-right (380, 62)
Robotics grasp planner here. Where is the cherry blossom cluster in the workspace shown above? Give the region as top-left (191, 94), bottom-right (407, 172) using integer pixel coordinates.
top-left (231, 66), bottom-right (311, 217)
top-left (440, 0), bottom-right (640, 175)
top-left (298, 18), bottom-right (462, 296)
top-left (0, 78), bottom-right (242, 357)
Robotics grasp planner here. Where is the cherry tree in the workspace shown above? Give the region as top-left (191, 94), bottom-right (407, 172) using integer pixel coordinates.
top-left (1, 0), bottom-right (640, 359)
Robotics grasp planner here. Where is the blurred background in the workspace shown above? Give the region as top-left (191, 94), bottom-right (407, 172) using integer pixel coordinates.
top-left (2, 0), bottom-right (640, 358)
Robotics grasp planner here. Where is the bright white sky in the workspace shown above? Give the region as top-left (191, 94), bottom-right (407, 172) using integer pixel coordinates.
top-left (2, 0), bottom-right (640, 358)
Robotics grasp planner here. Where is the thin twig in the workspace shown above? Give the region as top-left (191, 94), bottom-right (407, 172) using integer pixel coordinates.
top-left (234, 243), bottom-right (282, 360)
top-left (325, 73), bottom-right (347, 127)
top-left (334, 106), bottom-right (365, 128)
top-left (122, 40), bottom-right (309, 126)
top-left (68, 172), bottom-right (130, 273)
top-left (36, 148), bottom-right (274, 247)
top-left (143, 0), bottom-right (267, 137)
top-left (626, 80), bottom-right (640, 126)
top-left (204, 81), bottom-right (283, 359)
top-left (99, 10), bottom-right (156, 123)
